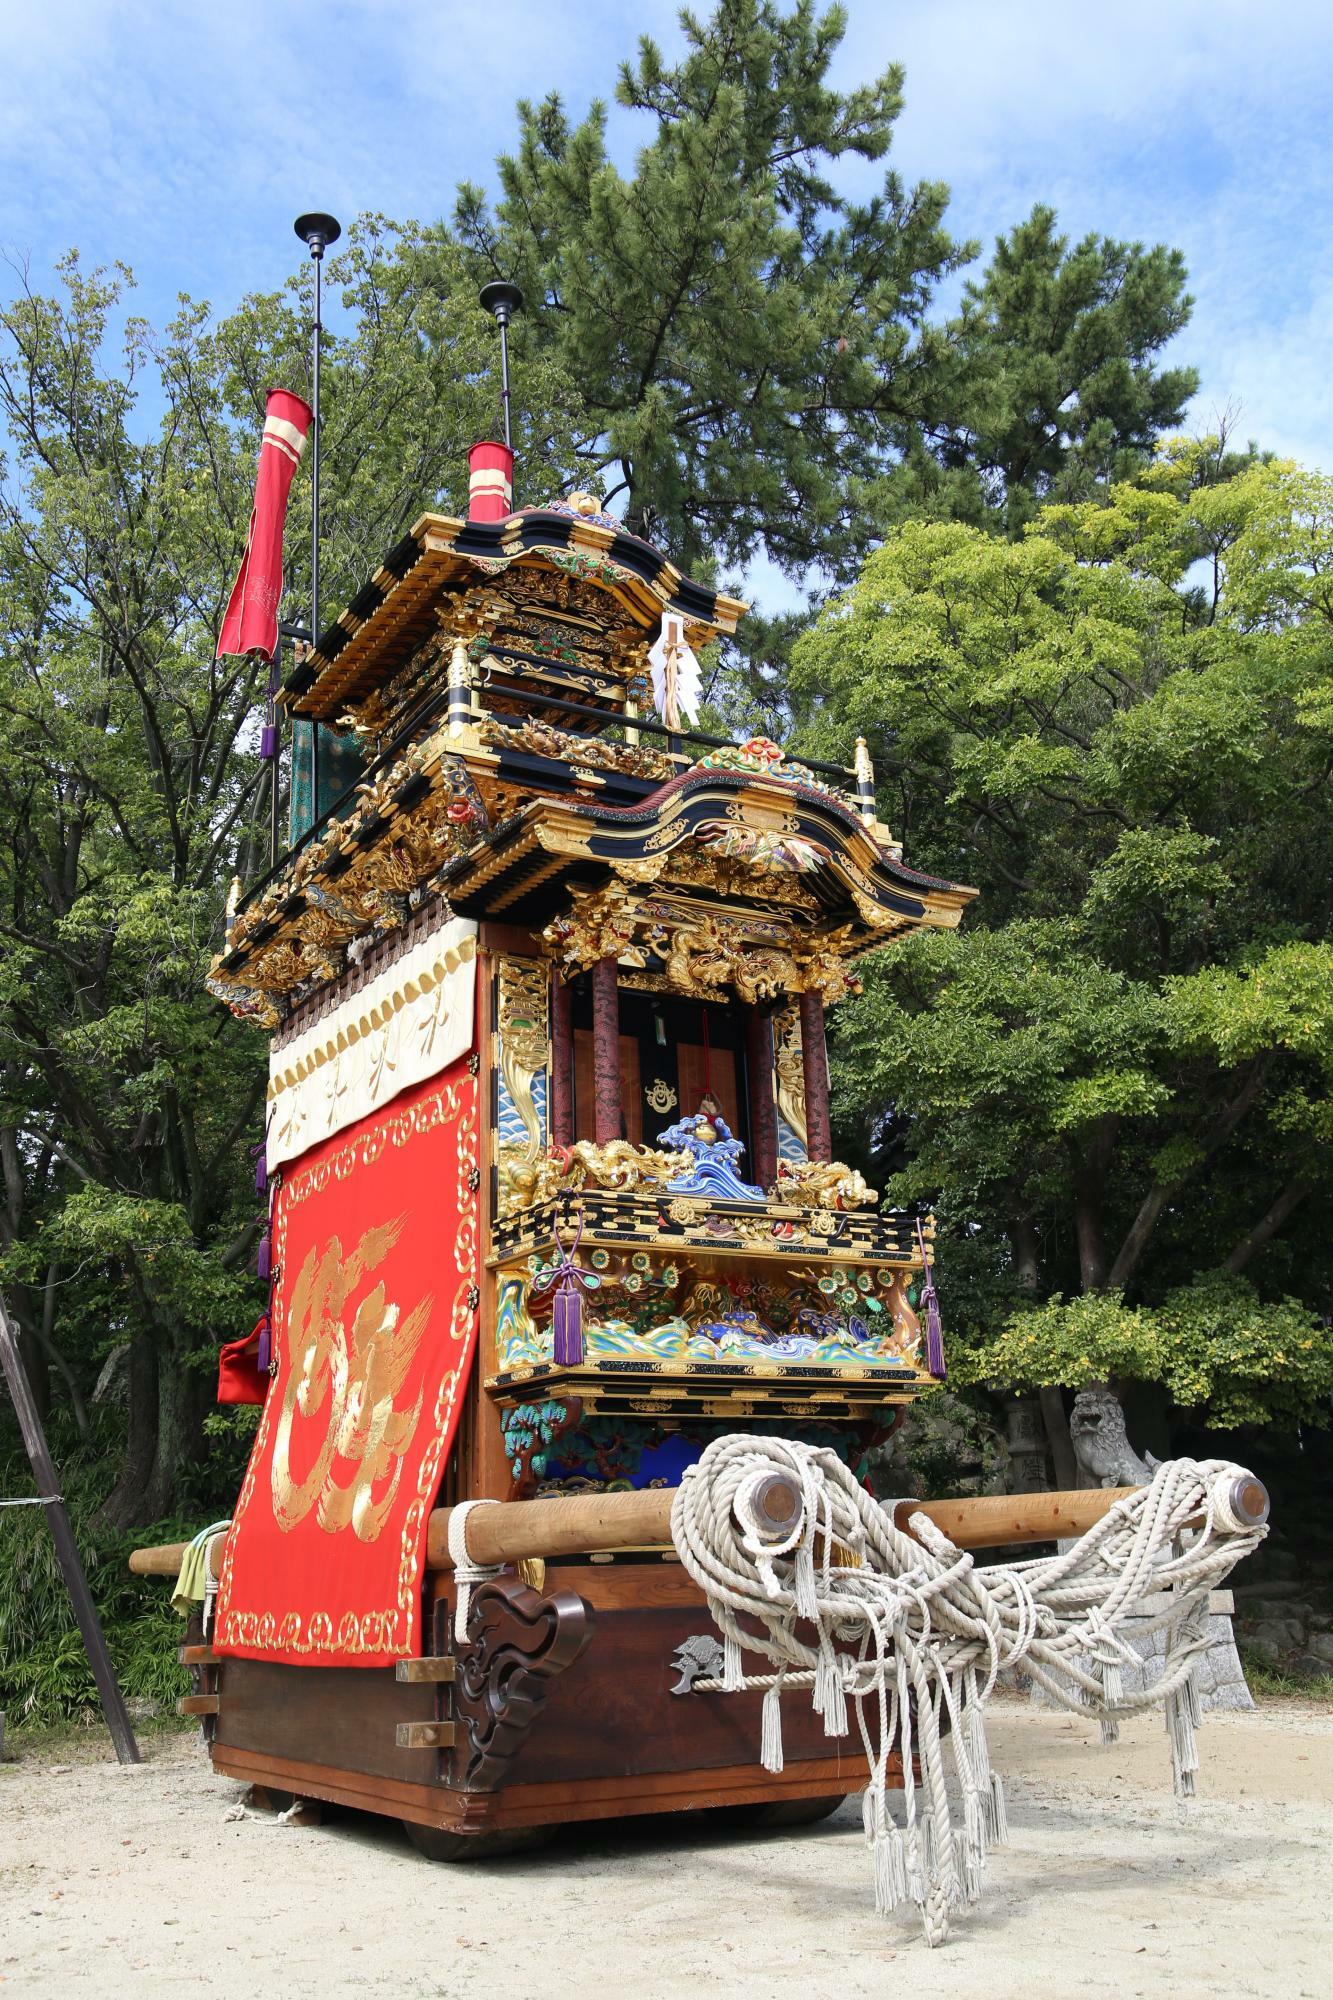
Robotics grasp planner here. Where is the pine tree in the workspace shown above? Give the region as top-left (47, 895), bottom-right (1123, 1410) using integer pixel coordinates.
top-left (455, 0), bottom-right (964, 579)
top-left (880, 205), bottom-right (1200, 535)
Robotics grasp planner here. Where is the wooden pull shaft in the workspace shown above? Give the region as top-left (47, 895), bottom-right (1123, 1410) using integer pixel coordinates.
top-left (128, 1475), bottom-right (1268, 1578)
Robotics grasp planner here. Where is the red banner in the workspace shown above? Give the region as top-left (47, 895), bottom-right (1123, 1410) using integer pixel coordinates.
top-left (216, 387), bottom-right (313, 661)
top-left (214, 1061), bottom-right (479, 1666)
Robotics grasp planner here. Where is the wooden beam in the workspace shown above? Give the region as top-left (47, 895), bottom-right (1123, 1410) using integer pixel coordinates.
top-left (798, 990), bottom-right (832, 1163)
top-left (0, 1292), bottom-right (141, 1765)
top-left (131, 1475), bottom-right (1268, 1581)
top-left (178, 1693), bottom-right (221, 1718)
top-left (591, 955), bottom-right (621, 1143)
top-left (889, 1488), bottom-right (1139, 1550)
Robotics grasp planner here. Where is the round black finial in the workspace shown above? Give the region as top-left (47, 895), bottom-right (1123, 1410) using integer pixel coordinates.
top-left (294, 212), bottom-right (342, 259)
top-left (479, 279), bottom-right (524, 327)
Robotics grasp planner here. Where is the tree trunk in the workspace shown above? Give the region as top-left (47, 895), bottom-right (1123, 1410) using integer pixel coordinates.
top-left (141, 1351), bottom-right (209, 1523)
top-left (1223, 1178), bottom-right (1313, 1275)
top-left (1071, 1125), bottom-right (1115, 1292)
top-left (98, 1331), bottom-right (159, 1528)
top-left (17, 1321), bottom-right (51, 1419)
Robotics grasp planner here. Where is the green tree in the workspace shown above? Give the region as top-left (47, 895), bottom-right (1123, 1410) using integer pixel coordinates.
top-left (879, 205), bottom-right (1199, 536)
top-left (0, 228), bottom-right (583, 1523)
top-left (456, 0), bottom-right (964, 577)
top-left (793, 453), bottom-right (1333, 1446)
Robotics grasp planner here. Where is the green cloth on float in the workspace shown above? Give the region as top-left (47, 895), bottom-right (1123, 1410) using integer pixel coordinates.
top-left (287, 720), bottom-right (365, 844)
top-left (171, 1519), bottom-right (233, 1617)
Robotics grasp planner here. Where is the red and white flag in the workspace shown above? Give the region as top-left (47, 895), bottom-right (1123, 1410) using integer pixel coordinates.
top-left (216, 388), bottom-right (313, 659)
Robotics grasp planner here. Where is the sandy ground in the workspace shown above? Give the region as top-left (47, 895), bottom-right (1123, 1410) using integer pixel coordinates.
top-left (1, 1700), bottom-right (1329, 2000)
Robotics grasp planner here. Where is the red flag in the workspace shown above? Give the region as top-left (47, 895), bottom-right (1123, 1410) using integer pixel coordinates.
top-left (216, 388), bottom-right (313, 659)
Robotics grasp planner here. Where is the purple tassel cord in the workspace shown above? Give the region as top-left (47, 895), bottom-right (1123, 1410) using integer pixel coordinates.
top-left (551, 1281), bottom-right (583, 1367)
top-left (915, 1221), bottom-right (947, 1380)
top-left (532, 1210), bottom-right (598, 1368)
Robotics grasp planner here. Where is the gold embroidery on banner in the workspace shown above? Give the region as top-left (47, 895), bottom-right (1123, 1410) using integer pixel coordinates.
top-left (214, 1073), bottom-right (481, 1660)
top-left (270, 1218), bottom-right (434, 1543)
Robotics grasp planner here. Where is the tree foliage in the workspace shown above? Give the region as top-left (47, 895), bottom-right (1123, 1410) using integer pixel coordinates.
top-left (879, 205), bottom-right (1198, 535)
top-left (794, 452), bottom-right (1333, 1427)
top-left (0, 229), bottom-right (582, 1523)
top-left (457, 0), bottom-right (964, 574)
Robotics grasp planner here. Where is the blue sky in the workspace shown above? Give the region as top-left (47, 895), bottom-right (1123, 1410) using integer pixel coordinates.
top-left (0, 0), bottom-right (1328, 475)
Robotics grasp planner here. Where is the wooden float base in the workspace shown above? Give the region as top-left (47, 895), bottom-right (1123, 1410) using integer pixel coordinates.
top-left (197, 1559), bottom-right (878, 1844)
top-left (211, 1743), bottom-right (876, 1835)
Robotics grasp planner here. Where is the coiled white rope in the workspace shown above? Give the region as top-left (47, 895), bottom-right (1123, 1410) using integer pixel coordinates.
top-left (670, 1435), bottom-right (1266, 1948)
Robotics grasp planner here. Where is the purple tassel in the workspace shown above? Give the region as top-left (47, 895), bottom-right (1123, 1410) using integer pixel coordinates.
top-left (533, 1209), bottom-right (595, 1368)
top-left (916, 1222), bottom-right (947, 1379)
top-left (256, 1312), bottom-right (272, 1373)
top-left (552, 1279), bottom-right (584, 1366)
top-left (253, 1149), bottom-right (268, 1196)
top-left (256, 1228), bottom-right (271, 1282)
top-left (260, 722), bottom-right (277, 761)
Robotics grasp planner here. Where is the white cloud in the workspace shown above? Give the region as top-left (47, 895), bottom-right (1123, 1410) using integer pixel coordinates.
top-left (0, 0), bottom-right (1326, 474)
top-left (834, 0), bottom-right (1333, 468)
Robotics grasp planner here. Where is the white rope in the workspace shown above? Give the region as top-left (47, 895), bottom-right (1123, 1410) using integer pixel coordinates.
top-left (448, 1498), bottom-right (502, 1643)
top-left (670, 1436), bottom-right (1266, 1949)
top-left (201, 1527), bottom-right (231, 1636)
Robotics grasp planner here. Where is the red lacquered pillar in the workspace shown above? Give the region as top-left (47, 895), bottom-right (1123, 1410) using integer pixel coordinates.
top-left (551, 967), bottom-right (574, 1147)
top-left (591, 956), bottom-right (622, 1144)
top-left (746, 1008), bottom-right (779, 1189)
top-left (798, 989), bottom-right (833, 1163)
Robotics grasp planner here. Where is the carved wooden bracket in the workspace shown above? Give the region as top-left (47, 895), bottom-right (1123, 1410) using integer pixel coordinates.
top-left (451, 1576), bottom-right (594, 1791)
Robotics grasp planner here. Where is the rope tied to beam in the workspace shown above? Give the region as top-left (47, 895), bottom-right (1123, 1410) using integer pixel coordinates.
top-left (670, 1435), bottom-right (1266, 1949)
top-left (447, 1498), bottom-right (502, 1643)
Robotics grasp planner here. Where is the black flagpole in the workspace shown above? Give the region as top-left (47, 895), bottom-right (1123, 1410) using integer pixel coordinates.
top-left (480, 279), bottom-right (523, 480)
top-left (0, 1293), bottom-right (140, 1764)
top-left (294, 213), bottom-right (340, 826)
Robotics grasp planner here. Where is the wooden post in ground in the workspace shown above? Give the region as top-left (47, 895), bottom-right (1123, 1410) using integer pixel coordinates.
top-left (0, 1292), bottom-right (141, 1764)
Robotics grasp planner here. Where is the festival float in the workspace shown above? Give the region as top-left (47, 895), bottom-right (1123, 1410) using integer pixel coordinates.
top-left (130, 285), bottom-right (1271, 1943)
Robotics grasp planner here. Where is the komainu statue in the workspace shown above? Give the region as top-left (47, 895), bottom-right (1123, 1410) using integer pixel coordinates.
top-left (1070, 1385), bottom-right (1155, 1488)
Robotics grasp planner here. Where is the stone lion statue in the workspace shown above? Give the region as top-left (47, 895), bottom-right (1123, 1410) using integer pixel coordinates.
top-left (1069, 1385), bottom-right (1156, 1488)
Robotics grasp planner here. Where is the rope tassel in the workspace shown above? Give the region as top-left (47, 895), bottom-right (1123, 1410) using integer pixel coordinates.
top-left (760, 1682), bottom-right (784, 1772)
top-left (669, 1436), bottom-right (1267, 1947)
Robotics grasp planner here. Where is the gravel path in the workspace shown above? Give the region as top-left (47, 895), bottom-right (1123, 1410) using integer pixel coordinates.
top-left (1, 1700), bottom-right (1329, 1999)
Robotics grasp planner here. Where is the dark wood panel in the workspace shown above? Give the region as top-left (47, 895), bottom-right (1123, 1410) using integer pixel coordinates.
top-left (429, 1557), bottom-right (707, 1614)
top-left (211, 1606), bottom-right (873, 1801)
top-left (508, 1603), bottom-right (865, 1783)
top-left (212, 1659), bottom-right (440, 1787)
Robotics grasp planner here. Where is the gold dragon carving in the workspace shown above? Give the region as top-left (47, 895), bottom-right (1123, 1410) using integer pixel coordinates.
top-left (496, 1139), bottom-right (694, 1216)
top-left (774, 1004), bottom-right (807, 1146)
top-left (496, 955), bottom-right (551, 1166)
top-left (772, 1158), bottom-right (878, 1211)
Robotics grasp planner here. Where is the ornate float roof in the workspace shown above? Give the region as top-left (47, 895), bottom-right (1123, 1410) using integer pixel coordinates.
top-left (439, 761), bottom-right (974, 945)
top-left (210, 484), bottom-right (976, 1029)
top-left (283, 504), bottom-right (746, 725)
